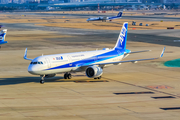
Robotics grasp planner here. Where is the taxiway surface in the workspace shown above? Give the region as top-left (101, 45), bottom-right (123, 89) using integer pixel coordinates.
top-left (0, 11), bottom-right (180, 120)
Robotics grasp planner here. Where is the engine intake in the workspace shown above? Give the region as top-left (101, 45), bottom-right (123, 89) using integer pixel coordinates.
top-left (86, 66), bottom-right (103, 78)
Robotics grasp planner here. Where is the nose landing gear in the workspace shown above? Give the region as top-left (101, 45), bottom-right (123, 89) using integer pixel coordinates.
top-left (64, 72), bottom-right (72, 79)
top-left (40, 75), bottom-right (45, 84)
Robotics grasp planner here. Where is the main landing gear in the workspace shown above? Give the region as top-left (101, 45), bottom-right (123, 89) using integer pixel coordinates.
top-left (40, 75), bottom-right (45, 84)
top-left (64, 72), bottom-right (72, 79)
top-left (94, 76), bottom-right (101, 79)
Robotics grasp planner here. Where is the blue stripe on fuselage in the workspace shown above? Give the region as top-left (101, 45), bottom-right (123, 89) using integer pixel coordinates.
top-left (44, 49), bottom-right (128, 71)
top-left (108, 16), bottom-right (120, 20)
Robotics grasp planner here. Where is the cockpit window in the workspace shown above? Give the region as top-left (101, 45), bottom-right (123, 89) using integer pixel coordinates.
top-left (30, 61), bottom-right (43, 65)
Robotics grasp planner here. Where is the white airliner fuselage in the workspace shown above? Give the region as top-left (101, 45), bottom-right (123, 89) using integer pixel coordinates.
top-left (24, 22), bottom-right (165, 84)
top-left (28, 49), bottom-right (124, 75)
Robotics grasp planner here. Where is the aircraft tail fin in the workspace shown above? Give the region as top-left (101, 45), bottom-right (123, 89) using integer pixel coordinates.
top-left (0, 29), bottom-right (7, 42)
top-left (114, 22), bottom-right (128, 50)
top-left (117, 12), bottom-right (123, 17)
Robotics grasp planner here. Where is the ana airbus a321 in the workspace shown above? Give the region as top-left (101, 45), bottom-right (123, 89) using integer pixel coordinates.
top-left (24, 22), bottom-right (165, 84)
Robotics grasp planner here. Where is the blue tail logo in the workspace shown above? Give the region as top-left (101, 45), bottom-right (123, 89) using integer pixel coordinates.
top-left (0, 29), bottom-right (7, 42)
top-left (114, 22), bottom-right (128, 49)
top-left (117, 12), bottom-right (122, 17)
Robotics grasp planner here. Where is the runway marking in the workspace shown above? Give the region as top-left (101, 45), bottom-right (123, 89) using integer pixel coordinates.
top-left (103, 77), bottom-right (179, 98)
top-left (114, 91), bottom-right (154, 95)
top-left (160, 107), bottom-right (180, 110)
top-left (151, 96), bottom-right (175, 99)
top-left (74, 80), bottom-right (108, 83)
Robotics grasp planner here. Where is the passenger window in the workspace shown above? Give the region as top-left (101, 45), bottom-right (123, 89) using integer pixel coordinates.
top-left (38, 62), bottom-right (41, 64)
top-left (30, 62), bottom-right (33, 64)
top-left (33, 62), bottom-right (37, 64)
top-left (41, 62), bottom-right (43, 64)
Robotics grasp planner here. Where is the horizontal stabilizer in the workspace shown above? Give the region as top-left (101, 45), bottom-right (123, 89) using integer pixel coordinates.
top-left (126, 50), bottom-right (151, 54)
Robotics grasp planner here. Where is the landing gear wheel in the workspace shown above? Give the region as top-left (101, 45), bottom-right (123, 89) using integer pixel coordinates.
top-left (64, 73), bottom-right (68, 79)
top-left (40, 80), bottom-right (44, 84)
top-left (94, 78), bottom-right (97, 79)
top-left (98, 76), bottom-right (101, 79)
top-left (67, 73), bottom-right (72, 79)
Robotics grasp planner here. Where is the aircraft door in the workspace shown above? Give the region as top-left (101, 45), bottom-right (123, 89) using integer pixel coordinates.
top-left (67, 55), bottom-right (72, 66)
top-left (45, 58), bottom-right (51, 68)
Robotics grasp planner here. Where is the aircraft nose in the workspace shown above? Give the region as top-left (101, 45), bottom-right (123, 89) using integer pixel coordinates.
top-left (28, 65), bottom-right (39, 75)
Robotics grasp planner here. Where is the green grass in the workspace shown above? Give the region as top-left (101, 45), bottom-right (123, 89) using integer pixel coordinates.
top-left (164, 59), bottom-right (180, 67)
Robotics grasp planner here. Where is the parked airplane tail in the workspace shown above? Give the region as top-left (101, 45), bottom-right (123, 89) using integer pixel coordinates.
top-left (117, 12), bottom-right (123, 17)
top-left (0, 29), bottom-right (7, 42)
top-left (114, 22), bottom-right (128, 50)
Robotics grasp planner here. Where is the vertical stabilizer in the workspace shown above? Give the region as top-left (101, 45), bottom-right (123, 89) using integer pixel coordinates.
top-left (0, 29), bottom-right (7, 42)
top-left (117, 12), bottom-right (122, 17)
top-left (114, 22), bottom-right (128, 49)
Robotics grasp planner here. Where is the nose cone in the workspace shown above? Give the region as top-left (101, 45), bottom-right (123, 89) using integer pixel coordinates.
top-left (28, 65), bottom-right (40, 75)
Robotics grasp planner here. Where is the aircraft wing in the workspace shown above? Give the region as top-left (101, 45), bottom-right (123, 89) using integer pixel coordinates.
top-left (81, 47), bottom-right (165, 67)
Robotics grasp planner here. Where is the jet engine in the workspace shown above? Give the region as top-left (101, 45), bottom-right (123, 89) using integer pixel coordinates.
top-left (45, 74), bottom-right (56, 78)
top-left (86, 66), bottom-right (103, 78)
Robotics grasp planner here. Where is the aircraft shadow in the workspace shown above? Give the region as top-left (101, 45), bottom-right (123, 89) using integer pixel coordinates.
top-left (0, 75), bottom-right (96, 86)
top-left (0, 76), bottom-right (68, 86)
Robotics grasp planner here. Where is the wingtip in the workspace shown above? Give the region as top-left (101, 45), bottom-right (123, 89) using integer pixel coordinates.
top-left (160, 47), bottom-right (166, 58)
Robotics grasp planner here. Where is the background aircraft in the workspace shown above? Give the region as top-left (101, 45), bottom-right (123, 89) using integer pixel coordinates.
top-left (24, 22), bottom-right (165, 84)
top-left (86, 12), bottom-right (123, 22)
top-left (0, 29), bottom-right (8, 48)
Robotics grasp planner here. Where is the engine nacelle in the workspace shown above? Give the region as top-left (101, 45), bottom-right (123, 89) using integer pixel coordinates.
top-left (45, 74), bottom-right (56, 78)
top-left (86, 66), bottom-right (103, 78)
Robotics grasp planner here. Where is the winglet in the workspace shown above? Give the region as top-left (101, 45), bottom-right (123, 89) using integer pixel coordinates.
top-left (24, 48), bottom-right (27, 59)
top-left (24, 48), bottom-right (33, 61)
top-left (160, 47), bottom-right (166, 58)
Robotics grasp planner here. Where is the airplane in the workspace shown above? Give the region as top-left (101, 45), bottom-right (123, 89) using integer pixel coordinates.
top-left (24, 22), bottom-right (165, 84)
top-left (86, 12), bottom-right (123, 22)
top-left (0, 29), bottom-right (8, 48)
